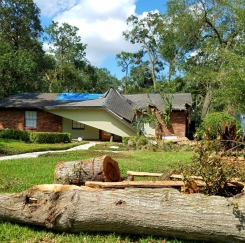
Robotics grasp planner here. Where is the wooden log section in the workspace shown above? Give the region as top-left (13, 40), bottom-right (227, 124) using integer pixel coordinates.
top-left (54, 155), bottom-right (122, 185)
top-left (1, 184), bottom-right (245, 242)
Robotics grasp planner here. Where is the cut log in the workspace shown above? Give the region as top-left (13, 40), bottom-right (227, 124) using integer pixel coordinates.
top-left (54, 155), bottom-right (122, 185)
top-left (1, 184), bottom-right (245, 242)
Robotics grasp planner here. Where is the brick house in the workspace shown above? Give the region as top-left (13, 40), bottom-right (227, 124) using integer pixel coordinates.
top-left (0, 88), bottom-right (193, 141)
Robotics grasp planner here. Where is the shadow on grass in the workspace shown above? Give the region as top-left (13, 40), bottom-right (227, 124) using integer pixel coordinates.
top-left (0, 221), bottom-right (201, 243)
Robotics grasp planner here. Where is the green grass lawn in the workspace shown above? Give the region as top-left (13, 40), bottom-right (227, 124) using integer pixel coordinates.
top-left (0, 138), bottom-right (87, 155)
top-left (0, 150), bottom-right (192, 193)
top-left (0, 140), bottom-right (199, 243)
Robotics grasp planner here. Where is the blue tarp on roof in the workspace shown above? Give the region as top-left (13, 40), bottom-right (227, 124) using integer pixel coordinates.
top-left (55, 93), bottom-right (102, 101)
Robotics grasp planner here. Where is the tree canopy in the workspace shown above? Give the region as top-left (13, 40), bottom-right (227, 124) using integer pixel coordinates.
top-left (0, 0), bottom-right (45, 99)
top-left (1, 0), bottom-right (245, 126)
top-left (165, 0), bottom-right (245, 119)
top-left (0, 0), bottom-right (120, 97)
top-left (121, 0), bottom-right (245, 124)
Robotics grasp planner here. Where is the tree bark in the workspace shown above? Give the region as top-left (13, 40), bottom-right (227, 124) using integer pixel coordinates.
top-left (201, 89), bottom-right (212, 120)
top-left (1, 184), bottom-right (245, 242)
top-left (54, 155), bottom-right (122, 185)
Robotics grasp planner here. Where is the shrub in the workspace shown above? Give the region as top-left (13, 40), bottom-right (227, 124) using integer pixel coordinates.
top-left (122, 136), bottom-right (131, 145)
top-left (29, 132), bottom-right (71, 144)
top-left (180, 139), bottom-right (245, 196)
top-left (160, 141), bottom-right (179, 152)
top-left (136, 136), bottom-right (148, 147)
top-left (196, 112), bottom-right (242, 140)
top-left (123, 136), bottom-right (193, 152)
top-left (0, 129), bottom-right (30, 142)
top-left (122, 136), bottom-right (155, 150)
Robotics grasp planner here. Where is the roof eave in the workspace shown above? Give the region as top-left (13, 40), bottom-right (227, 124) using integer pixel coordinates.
top-left (43, 106), bottom-right (103, 110)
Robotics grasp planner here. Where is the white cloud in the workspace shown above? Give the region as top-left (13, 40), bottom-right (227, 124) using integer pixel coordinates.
top-left (34, 0), bottom-right (80, 18)
top-left (34, 0), bottom-right (143, 67)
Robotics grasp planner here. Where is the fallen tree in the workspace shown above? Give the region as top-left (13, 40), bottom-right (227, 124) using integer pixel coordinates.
top-left (0, 184), bottom-right (245, 242)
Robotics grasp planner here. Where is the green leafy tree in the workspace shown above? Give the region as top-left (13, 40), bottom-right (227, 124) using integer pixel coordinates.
top-left (213, 50), bottom-right (245, 114)
top-left (123, 12), bottom-right (164, 90)
top-left (116, 51), bottom-right (139, 94)
top-left (0, 0), bottom-right (46, 98)
top-left (166, 0), bottom-right (245, 121)
top-left (73, 66), bottom-right (120, 93)
top-left (158, 15), bottom-right (183, 83)
top-left (91, 67), bottom-right (120, 93)
top-left (127, 64), bottom-right (153, 93)
top-left (44, 21), bottom-right (88, 92)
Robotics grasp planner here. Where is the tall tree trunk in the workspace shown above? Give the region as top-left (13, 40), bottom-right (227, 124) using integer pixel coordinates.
top-left (201, 89), bottom-right (212, 120)
top-left (0, 185), bottom-right (245, 243)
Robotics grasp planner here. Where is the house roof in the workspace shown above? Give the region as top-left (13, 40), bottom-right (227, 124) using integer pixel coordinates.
top-left (124, 93), bottom-right (192, 112)
top-left (0, 88), bottom-right (192, 123)
top-left (0, 93), bottom-right (63, 108)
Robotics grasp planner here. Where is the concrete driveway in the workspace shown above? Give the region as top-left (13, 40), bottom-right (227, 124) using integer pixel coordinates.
top-left (0, 141), bottom-right (98, 161)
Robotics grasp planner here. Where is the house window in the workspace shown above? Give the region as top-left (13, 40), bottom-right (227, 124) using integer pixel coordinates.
top-left (72, 121), bottom-right (85, 130)
top-left (25, 111), bottom-right (37, 127)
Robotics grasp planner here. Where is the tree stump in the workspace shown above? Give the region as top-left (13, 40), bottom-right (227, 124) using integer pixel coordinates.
top-left (54, 155), bottom-right (122, 185)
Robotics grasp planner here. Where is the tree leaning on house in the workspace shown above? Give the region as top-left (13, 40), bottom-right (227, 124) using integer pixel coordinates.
top-left (134, 92), bottom-right (173, 139)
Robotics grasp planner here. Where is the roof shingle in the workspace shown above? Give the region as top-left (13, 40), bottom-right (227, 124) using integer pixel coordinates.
top-left (0, 88), bottom-right (192, 120)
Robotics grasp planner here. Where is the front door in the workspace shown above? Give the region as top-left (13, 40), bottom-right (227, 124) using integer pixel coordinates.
top-left (100, 130), bottom-right (112, 141)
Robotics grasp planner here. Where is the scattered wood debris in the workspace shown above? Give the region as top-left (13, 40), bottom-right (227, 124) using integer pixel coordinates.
top-left (54, 156), bottom-right (245, 195)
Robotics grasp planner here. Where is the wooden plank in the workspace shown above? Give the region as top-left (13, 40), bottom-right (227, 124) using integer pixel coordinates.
top-left (170, 174), bottom-right (245, 186)
top-left (170, 174), bottom-right (203, 180)
top-left (85, 180), bottom-right (207, 189)
top-left (85, 180), bottom-right (244, 189)
top-left (127, 170), bottom-right (163, 177)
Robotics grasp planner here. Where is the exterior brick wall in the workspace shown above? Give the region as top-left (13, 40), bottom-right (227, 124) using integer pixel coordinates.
top-left (0, 109), bottom-right (62, 132)
top-left (135, 109), bottom-right (188, 138)
top-left (156, 110), bottom-right (187, 138)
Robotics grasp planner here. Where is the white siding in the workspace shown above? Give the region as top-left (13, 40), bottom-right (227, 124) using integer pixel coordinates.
top-left (46, 108), bottom-right (136, 138)
top-left (62, 117), bottom-right (99, 139)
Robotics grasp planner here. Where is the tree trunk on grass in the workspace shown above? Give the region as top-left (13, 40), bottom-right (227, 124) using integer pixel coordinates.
top-left (54, 155), bottom-right (122, 185)
top-left (1, 184), bottom-right (245, 242)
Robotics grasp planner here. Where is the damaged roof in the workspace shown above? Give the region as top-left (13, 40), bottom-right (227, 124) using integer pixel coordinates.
top-left (0, 88), bottom-right (192, 123)
top-left (124, 93), bottom-right (192, 113)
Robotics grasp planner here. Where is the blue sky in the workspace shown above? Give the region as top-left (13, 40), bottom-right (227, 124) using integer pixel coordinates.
top-left (33, 0), bottom-right (168, 79)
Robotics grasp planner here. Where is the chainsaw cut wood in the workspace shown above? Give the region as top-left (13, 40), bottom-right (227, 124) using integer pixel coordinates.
top-left (54, 155), bottom-right (122, 185)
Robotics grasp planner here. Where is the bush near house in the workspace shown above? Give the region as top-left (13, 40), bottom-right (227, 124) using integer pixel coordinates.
top-left (122, 136), bottom-right (194, 152)
top-left (196, 112), bottom-right (242, 140)
top-left (30, 132), bottom-right (71, 143)
top-left (0, 129), bottom-right (30, 142)
top-left (122, 136), bottom-right (150, 149)
top-left (0, 129), bottom-right (71, 144)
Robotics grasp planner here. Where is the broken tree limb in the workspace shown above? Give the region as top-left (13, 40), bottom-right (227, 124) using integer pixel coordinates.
top-left (54, 155), bottom-right (122, 185)
top-left (1, 184), bottom-right (245, 242)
